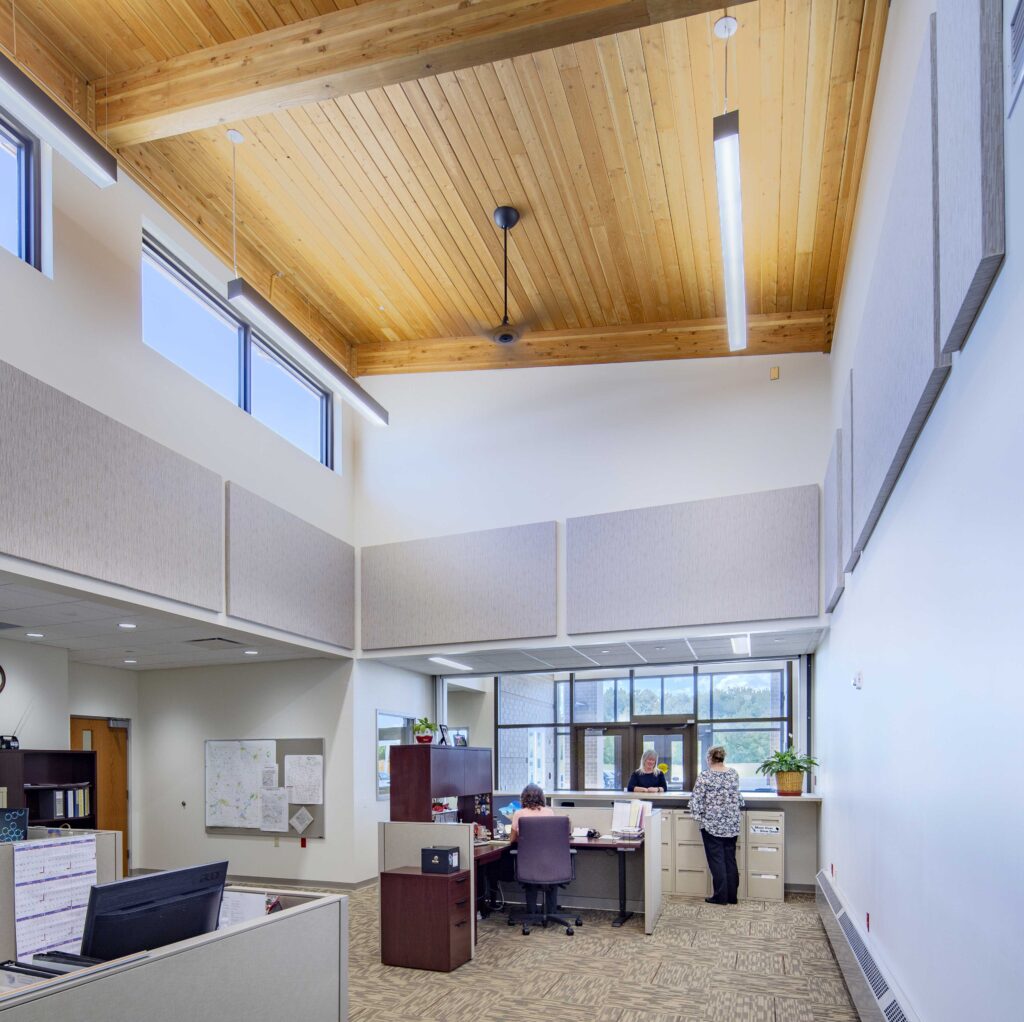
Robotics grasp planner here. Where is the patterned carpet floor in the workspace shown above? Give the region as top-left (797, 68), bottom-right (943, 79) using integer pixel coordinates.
top-left (345, 885), bottom-right (858, 1022)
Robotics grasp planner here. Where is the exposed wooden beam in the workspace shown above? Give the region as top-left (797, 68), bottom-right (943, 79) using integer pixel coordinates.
top-left (96, 0), bottom-right (752, 148)
top-left (0, 0), bottom-right (92, 126)
top-left (354, 310), bottom-right (832, 375)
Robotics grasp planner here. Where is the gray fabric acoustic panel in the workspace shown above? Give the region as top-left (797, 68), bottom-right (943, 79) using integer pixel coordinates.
top-left (361, 522), bottom-right (557, 650)
top-left (840, 372), bottom-right (859, 573)
top-left (226, 483), bottom-right (355, 648)
top-left (0, 360), bottom-right (223, 609)
top-left (851, 20), bottom-right (950, 556)
top-left (936, 0), bottom-right (1005, 354)
top-left (823, 430), bottom-right (844, 613)
top-left (566, 486), bottom-right (819, 635)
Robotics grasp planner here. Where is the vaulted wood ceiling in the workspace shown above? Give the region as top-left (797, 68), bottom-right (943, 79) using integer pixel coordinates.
top-left (2, 0), bottom-right (886, 375)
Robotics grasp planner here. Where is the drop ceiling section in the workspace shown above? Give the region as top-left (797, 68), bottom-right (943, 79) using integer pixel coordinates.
top-left (0, 571), bottom-right (339, 670)
top-left (372, 627), bottom-right (825, 676)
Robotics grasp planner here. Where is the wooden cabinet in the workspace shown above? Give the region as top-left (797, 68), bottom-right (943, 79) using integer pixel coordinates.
top-left (0, 749), bottom-right (98, 827)
top-left (390, 745), bottom-right (493, 832)
top-left (380, 867), bottom-right (472, 972)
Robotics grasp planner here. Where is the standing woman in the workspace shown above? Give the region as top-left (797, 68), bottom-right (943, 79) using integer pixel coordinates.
top-left (627, 750), bottom-right (668, 793)
top-left (689, 746), bottom-right (744, 905)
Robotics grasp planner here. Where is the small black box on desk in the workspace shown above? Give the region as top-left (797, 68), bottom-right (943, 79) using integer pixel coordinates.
top-left (421, 846), bottom-right (460, 873)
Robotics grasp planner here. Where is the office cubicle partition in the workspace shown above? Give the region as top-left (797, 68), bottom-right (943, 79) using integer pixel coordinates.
top-left (0, 888), bottom-right (348, 1020)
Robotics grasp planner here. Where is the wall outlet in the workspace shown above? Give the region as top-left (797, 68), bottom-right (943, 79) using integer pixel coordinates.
top-left (770, 366), bottom-right (780, 381)
top-left (852, 671), bottom-right (863, 690)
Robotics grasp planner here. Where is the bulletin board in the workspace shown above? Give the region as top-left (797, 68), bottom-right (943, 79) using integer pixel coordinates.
top-left (204, 737), bottom-right (325, 840)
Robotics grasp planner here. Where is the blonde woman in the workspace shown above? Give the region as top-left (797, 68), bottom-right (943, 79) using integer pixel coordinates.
top-left (689, 745), bottom-right (743, 904)
top-left (627, 749), bottom-right (667, 793)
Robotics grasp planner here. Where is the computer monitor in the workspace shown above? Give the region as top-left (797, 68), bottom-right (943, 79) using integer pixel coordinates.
top-left (79, 861), bottom-right (228, 961)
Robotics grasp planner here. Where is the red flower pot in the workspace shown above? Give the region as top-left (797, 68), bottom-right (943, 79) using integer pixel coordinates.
top-left (415, 734), bottom-right (433, 744)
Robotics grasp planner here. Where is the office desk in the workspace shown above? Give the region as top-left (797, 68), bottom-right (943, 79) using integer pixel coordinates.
top-left (569, 835), bottom-right (644, 927)
top-left (473, 841), bottom-right (509, 923)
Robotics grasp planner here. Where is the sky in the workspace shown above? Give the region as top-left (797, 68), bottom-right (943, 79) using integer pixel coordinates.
top-left (142, 254), bottom-right (324, 462)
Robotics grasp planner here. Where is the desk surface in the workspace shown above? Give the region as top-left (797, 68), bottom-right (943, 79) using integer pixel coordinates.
top-left (475, 836), bottom-right (644, 856)
top-left (494, 790), bottom-right (823, 804)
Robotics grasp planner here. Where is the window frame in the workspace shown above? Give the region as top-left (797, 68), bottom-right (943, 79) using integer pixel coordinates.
top-left (495, 660), bottom-right (796, 793)
top-left (0, 108), bottom-right (41, 269)
top-left (141, 234), bottom-right (334, 469)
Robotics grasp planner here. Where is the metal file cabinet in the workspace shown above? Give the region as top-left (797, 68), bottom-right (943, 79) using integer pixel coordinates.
top-left (665, 811), bottom-right (747, 898)
top-left (745, 810), bottom-right (785, 901)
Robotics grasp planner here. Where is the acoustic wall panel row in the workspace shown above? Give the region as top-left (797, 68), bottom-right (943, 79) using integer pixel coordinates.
top-left (851, 21), bottom-right (950, 556)
top-left (566, 485), bottom-right (819, 636)
top-left (361, 522), bottom-right (557, 650)
top-left (823, 431), bottom-right (844, 613)
top-left (936, 0), bottom-right (1005, 355)
top-left (0, 360), bottom-right (223, 610)
top-left (226, 483), bottom-right (355, 648)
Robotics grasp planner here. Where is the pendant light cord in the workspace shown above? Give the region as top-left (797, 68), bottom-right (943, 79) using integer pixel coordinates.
top-left (723, 25), bottom-right (729, 115)
top-left (231, 143), bottom-right (238, 278)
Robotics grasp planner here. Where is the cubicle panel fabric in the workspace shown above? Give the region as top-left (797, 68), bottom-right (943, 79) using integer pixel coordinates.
top-left (566, 486), bottom-right (819, 635)
top-left (851, 21), bottom-right (950, 556)
top-left (840, 373), bottom-right (859, 574)
top-left (936, 0), bottom-right (1005, 355)
top-left (361, 522), bottom-right (557, 650)
top-left (0, 360), bottom-right (223, 610)
top-left (0, 896), bottom-right (346, 1022)
top-left (226, 483), bottom-right (355, 648)
top-left (823, 431), bottom-right (844, 613)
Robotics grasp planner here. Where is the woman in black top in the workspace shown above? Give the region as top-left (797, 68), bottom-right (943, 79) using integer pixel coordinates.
top-left (627, 750), bottom-right (667, 793)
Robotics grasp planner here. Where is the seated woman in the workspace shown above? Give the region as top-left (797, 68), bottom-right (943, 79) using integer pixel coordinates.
top-left (627, 750), bottom-right (668, 793)
top-left (509, 783), bottom-right (557, 918)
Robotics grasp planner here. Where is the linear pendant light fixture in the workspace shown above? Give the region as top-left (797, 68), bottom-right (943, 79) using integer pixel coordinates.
top-left (0, 51), bottom-right (116, 188)
top-left (228, 277), bottom-right (389, 427)
top-left (221, 130), bottom-right (388, 426)
top-left (712, 15), bottom-right (747, 352)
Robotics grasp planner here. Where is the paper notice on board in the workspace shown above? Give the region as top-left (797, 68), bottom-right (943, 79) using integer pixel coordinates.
top-left (205, 739), bottom-right (276, 828)
top-left (289, 806), bottom-right (314, 834)
top-left (284, 755), bottom-right (323, 805)
top-left (260, 788), bottom-right (289, 833)
top-left (261, 765), bottom-right (279, 789)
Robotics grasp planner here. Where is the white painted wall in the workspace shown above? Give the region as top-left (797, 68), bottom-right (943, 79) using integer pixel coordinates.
top-left (447, 680), bottom-right (494, 752)
top-left (68, 663), bottom-right (142, 867)
top-left (0, 636), bottom-right (70, 748)
top-left (134, 657), bottom-right (431, 883)
top-left (814, 1), bottom-right (1024, 1018)
top-left (353, 660), bottom-right (434, 879)
top-left (0, 156), bottom-right (353, 541)
top-left (354, 353), bottom-right (831, 546)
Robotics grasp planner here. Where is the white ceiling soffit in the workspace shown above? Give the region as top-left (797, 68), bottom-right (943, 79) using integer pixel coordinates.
top-left (0, 571), bottom-right (339, 670)
top-left (372, 628), bottom-right (826, 677)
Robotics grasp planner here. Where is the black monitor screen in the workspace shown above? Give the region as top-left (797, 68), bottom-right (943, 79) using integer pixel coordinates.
top-left (80, 861), bottom-right (228, 961)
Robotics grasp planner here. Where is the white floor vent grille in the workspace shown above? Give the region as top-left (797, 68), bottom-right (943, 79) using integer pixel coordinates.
top-left (815, 870), bottom-right (920, 1022)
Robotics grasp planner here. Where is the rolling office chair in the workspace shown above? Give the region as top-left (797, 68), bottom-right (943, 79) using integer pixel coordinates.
top-left (508, 815), bottom-right (583, 936)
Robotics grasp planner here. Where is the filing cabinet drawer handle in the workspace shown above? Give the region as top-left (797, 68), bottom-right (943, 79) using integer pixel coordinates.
top-left (453, 876), bottom-right (467, 884)
top-left (454, 920), bottom-right (468, 928)
top-left (455, 898), bottom-right (468, 907)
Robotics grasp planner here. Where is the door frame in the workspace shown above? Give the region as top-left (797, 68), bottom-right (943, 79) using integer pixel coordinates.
top-left (571, 720), bottom-right (696, 791)
top-left (70, 715), bottom-right (132, 873)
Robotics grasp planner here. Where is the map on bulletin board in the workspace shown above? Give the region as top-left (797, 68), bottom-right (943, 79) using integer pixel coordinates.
top-left (205, 740), bottom-right (277, 829)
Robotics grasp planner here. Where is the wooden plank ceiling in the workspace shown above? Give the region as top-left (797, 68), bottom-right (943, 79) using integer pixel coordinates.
top-left (4, 0), bottom-right (885, 375)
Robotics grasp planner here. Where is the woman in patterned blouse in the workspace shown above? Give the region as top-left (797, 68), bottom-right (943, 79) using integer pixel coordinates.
top-left (689, 745), bottom-right (744, 905)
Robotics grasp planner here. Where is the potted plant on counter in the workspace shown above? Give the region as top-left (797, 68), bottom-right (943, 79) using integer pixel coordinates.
top-left (413, 718), bottom-right (437, 744)
top-left (756, 747), bottom-right (818, 796)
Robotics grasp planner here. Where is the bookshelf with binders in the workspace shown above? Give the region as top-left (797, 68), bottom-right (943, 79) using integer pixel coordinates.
top-left (0, 749), bottom-right (98, 828)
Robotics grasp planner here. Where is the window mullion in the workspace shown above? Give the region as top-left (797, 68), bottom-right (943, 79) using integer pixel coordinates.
top-left (240, 324), bottom-right (252, 412)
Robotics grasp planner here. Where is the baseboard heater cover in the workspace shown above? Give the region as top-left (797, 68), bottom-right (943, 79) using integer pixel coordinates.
top-left (816, 871), bottom-right (920, 1022)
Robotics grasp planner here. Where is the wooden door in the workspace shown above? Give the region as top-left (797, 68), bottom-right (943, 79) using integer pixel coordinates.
top-left (70, 717), bottom-right (129, 874)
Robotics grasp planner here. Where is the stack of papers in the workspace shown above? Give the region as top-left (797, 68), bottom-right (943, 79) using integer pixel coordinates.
top-left (611, 799), bottom-right (651, 835)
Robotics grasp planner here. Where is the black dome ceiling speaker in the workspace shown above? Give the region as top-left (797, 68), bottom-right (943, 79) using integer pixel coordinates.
top-left (491, 205), bottom-right (521, 345)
